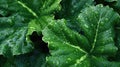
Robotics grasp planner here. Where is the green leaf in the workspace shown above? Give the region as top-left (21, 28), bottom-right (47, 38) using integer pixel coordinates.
top-left (112, 27), bottom-right (120, 61)
top-left (0, 0), bottom-right (61, 56)
top-left (0, 0), bottom-right (36, 21)
top-left (0, 0), bottom-right (61, 18)
top-left (56, 0), bottom-right (94, 19)
top-left (2, 50), bottom-right (47, 67)
top-left (0, 0), bottom-right (34, 56)
top-left (115, 27), bottom-right (120, 49)
top-left (77, 5), bottom-right (119, 55)
top-left (42, 5), bottom-right (120, 67)
top-left (102, 0), bottom-right (120, 14)
top-left (55, 0), bottom-right (94, 33)
top-left (17, 0), bottom-right (61, 16)
top-left (0, 15), bottom-right (33, 57)
top-left (43, 19), bottom-right (88, 66)
top-left (27, 15), bottom-right (55, 36)
top-left (91, 56), bottom-right (120, 67)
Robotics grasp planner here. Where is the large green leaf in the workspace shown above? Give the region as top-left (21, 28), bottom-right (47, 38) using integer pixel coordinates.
top-left (77, 4), bottom-right (119, 55)
top-left (0, 0), bottom-right (61, 56)
top-left (42, 5), bottom-right (120, 67)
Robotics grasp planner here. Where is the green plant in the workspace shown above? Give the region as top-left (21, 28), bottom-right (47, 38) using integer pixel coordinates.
top-left (0, 0), bottom-right (120, 67)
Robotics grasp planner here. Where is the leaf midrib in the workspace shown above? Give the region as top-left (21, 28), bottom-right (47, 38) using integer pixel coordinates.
top-left (74, 54), bottom-right (88, 66)
top-left (90, 12), bottom-right (103, 53)
top-left (17, 1), bottom-right (38, 18)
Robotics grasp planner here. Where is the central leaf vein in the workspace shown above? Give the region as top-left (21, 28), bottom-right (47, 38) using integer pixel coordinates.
top-left (75, 54), bottom-right (88, 66)
top-left (17, 1), bottom-right (38, 18)
top-left (90, 14), bottom-right (102, 53)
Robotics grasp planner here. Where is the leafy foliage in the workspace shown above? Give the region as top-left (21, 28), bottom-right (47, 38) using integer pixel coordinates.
top-left (0, 0), bottom-right (61, 56)
top-left (0, 0), bottom-right (120, 67)
top-left (42, 5), bottom-right (120, 67)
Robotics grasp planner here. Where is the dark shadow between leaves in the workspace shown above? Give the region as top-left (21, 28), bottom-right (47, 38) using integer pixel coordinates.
top-left (94, 0), bottom-right (117, 6)
top-left (29, 31), bottom-right (49, 54)
top-left (0, 55), bottom-right (7, 66)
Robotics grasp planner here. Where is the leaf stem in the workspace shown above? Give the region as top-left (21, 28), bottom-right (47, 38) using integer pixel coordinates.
top-left (75, 54), bottom-right (88, 66)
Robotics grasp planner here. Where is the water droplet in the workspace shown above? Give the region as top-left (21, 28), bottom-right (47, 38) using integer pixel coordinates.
top-left (91, 24), bottom-right (94, 27)
top-left (105, 18), bottom-right (108, 21)
top-left (84, 24), bottom-right (88, 28)
top-left (56, 61), bottom-right (59, 65)
top-left (67, 58), bottom-right (71, 61)
top-left (102, 41), bottom-right (105, 44)
top-left (100, 22), bottom-right (104, 25)
top-left (66, 61), bottom-right (68, 63)
top-left (95, 11), bottom-right (98, 14)
top-left (110, 37), bottom-right (113, 41)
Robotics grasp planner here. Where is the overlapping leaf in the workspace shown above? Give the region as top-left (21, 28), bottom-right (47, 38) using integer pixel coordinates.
top-left (56, 0), bottom-right (94, 19)
top-left (0, 15), bottom-right (33, 56)
top-left (27, 15), bottom-right (55, 36)
top-left (55, 0), bottom-right (94, 33)
top-left (0, 0), bottom-right (61, 56)
top-left (42, 5), bottom-right (120, 67)
top-left (18, 0), bottom-right (61, 16)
